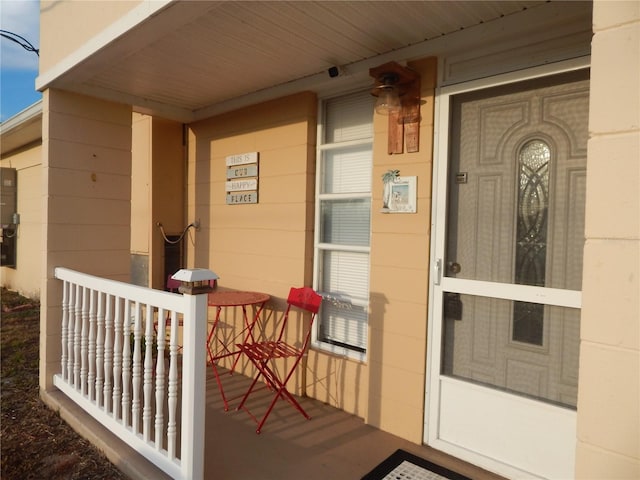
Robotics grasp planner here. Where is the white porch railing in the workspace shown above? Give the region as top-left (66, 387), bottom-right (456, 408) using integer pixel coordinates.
top-left (53, 267), bottom-right (207, 480)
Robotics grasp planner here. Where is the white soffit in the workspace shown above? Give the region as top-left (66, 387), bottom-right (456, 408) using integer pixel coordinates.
top-left (38, 1), bottom-right (591, 122)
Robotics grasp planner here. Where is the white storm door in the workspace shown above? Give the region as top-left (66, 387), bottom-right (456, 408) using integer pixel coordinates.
top-left (427, 66), bottom-right (589, 479)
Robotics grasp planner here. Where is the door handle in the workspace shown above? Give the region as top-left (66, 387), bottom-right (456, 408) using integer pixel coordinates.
top-left (448, 261), bottom-right (461, 274)
top-left (434, 259), bottom-right (442, 285)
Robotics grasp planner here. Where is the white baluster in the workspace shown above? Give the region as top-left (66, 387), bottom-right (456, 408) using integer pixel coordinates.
top-left (80, 287), bottom-right (89, 395)
top-left (167, 310), bottom-right (179, 460)
top-left (112, 297), bottom-right (122, 420)
top-left (103, 294), bottom-right (113, 413)
top-left (143, 304), bottom-right (154, 442)
top-left (155, 308), bottom-right (167, 449)
top-left (132, 302), bottom-right (142, 434)
top-left (74, 285), bottom-right (82, 389)
top-left (88, 289), bottom-right (97, 401)
top-left (67, 284), bottom-right (75, 384)
top-left (121, 300), bottom-right (132, 427)
top-left (61, 281), bottom-right (69, 381)
top-left (95, 292), bottom-right (104, 407)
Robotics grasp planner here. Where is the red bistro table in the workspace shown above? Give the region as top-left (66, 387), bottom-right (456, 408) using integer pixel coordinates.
top-left (206, 290), bottom-right (270, 411)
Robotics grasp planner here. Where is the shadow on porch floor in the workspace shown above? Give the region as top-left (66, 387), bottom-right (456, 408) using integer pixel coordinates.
top-left (45, 367), bottom-right (507, 480)
top-left (204, 369), bottom-right (506, 480)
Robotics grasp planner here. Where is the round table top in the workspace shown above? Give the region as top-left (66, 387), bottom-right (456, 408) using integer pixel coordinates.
top-left (207, 290), bottom-right (270, 307)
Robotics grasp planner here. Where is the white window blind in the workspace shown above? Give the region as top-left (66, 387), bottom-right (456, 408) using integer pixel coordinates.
top-left (320, 199), bottom-right (370, 246)
top-left (322, 146), bottom-right (372, 194)
top-left (324, 91), bottom-right (374, 143)
top-left (315, 90), bottom-right (373, 357)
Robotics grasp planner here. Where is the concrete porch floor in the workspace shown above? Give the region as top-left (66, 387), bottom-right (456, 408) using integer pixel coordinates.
top-left (45, 366), bottom-right (507, 480)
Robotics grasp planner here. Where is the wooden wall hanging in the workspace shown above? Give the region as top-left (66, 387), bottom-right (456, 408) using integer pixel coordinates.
top-left (369, 61), bottom-right (421, 155)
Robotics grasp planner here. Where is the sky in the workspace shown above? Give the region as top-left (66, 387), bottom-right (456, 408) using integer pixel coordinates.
top-left (1, 0), bottom-right (41, 123)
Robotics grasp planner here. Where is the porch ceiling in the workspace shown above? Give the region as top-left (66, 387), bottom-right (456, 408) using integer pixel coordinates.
top-left (39, 0), bottom-right (546, 122)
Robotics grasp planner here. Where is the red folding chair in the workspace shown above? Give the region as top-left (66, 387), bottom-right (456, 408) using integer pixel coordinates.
top-left (236, 286), bottom-right (322, 433)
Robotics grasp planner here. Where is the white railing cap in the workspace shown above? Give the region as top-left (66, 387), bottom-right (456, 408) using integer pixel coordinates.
top-left (171, 268), bottom-right (219, 282)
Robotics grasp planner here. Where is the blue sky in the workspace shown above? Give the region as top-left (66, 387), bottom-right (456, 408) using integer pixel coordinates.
top-left (1, 0), bottom-right (41, 122)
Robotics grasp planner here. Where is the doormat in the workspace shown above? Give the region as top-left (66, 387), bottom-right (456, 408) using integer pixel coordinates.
top-left (361, 449), bottom-right (472, 480)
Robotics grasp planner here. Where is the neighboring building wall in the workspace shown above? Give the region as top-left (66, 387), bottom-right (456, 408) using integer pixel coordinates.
top-left (0, 143), bottom-right (42, 298)
top-left (40, 89), bottom-right (132, 391)
top-left (576, 1), bottom-right (640, 478)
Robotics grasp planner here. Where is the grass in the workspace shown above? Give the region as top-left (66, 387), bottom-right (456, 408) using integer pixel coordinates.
top-left (1, 287), bottom-right (128, 480)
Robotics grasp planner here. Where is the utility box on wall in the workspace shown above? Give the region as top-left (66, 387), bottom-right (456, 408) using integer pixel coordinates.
top-left (0, 168), bottom-right (18, 267)
top-left (1, 168), bottom-right (17, 227)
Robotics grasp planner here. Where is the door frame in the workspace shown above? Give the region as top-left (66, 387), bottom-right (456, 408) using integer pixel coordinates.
top-left (424, 56), bottom-right (590, 479)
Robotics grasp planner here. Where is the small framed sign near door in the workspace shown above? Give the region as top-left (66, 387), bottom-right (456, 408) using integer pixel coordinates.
top-left (387, 176), bottom-right (417, 213)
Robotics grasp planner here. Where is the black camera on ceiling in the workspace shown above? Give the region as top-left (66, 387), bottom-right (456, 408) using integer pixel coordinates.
top-left (328, 66), bottom-right (342, 78)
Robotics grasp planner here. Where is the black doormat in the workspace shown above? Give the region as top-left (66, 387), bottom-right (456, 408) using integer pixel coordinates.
top-left (362, 449), bottom-right (472, 480)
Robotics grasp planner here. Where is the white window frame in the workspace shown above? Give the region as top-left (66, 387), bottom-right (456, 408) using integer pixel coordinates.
top-left (312, 90), bottom-right (373, 362)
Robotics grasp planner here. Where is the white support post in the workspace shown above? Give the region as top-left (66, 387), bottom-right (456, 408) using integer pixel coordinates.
top-left (180, 292), bottom-right (207, 480)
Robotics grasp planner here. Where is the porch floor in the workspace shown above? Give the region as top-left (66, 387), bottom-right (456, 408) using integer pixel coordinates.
top-left (45, 366), bottom-right (507, 480)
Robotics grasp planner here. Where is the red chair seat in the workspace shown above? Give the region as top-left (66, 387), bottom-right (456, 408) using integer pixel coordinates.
top-left (242, 341), bottom-right (300, 360)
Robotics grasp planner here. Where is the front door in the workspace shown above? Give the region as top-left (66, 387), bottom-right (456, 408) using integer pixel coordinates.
top-left (427, 67), bottom-right (589, 479)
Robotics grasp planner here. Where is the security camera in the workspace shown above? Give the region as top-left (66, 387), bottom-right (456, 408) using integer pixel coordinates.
top-left (327, 66), bottom-right (343, 78)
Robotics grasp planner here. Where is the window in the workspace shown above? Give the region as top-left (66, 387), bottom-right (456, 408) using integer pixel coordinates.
top-left (0, 168), bottom-right (18, 268)
top-left (314, 91), bottom-right (373, 358)
top-left (513, 139), bottom-right (550, 345)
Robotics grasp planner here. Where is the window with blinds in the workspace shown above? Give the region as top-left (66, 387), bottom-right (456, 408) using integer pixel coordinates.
top-left (314, 90), bottom-right (373, 358)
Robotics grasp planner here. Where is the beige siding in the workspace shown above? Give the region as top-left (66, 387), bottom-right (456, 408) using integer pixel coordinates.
top-left (366, 57), bottom-right (437, 441)
top-left (187, 91), bottom-right (317, 295)
top-left (131, 113), bottom-right (151, 256)
top-left (150, 117), bottom-right (184, 289)
top-left (576, 1), bottom-right (640, 478)
top-left (40, 89), bottom-right (132, 391)
top-left (130, 114), bottom-right (184, 289)
top-left (39, 0), bottom-right (142, 72)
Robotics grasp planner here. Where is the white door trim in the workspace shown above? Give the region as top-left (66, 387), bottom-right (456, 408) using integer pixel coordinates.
top-left (424, 56), bottom-right (590, 478)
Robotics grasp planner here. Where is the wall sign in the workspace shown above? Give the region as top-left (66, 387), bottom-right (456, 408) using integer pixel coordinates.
top-left (225, 179), bottom-right (257, 191)
top-left (381, 170), bottom-right (417, 213)
top-left (226, 152), bottom-right (258, 166)
top-left (225, 152), bottom-right (259, 204)
top-left (226, 164), bottom-right (258, 179)
top-left (226, 191), bottom-right (258, 204)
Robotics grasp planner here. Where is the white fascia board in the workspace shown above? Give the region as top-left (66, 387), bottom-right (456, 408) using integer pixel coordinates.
top-left (0, 100), bottom-right (43, 132)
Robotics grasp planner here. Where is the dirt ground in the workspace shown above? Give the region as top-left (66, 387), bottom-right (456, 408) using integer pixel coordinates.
top-left (1, 287), bottom-right (128, 480)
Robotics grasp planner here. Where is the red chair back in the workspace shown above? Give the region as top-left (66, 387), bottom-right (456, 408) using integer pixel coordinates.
top-left (287, 286), bottom-right (322, 314)
top-left (275, 287), bottom-right (322, 344)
